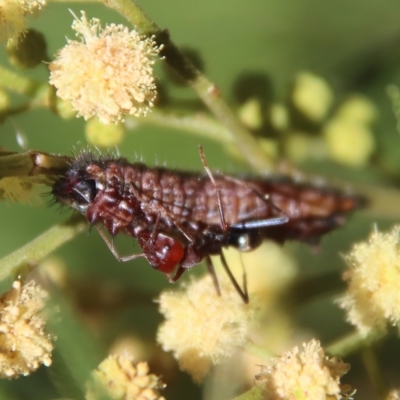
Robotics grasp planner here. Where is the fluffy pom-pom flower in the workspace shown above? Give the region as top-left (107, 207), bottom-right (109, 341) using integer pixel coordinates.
top-left (256, 339), bottom-right (352, 400)
top-left (49, 11), bottom-right (161, 124)
top-left (157, 275), bottom-right (258, 383)
top-left (0, 280), bottom-right (53, 378)
top-left (0, 0), bottom-right (45, 41)
top-left (85, 353), bottom-right (165, 400)
top-left (339, 226), bottom-right (400, 335)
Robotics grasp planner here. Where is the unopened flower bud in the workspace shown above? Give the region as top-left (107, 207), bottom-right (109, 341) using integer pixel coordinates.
top-left (6, 28), bottom-right (48, 68)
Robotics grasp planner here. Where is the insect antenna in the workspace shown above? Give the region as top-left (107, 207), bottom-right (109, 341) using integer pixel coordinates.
top-left (198, 145), bottom-right (227, 231)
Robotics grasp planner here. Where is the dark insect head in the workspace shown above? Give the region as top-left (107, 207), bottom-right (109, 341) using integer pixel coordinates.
top-left (51, 167), bottom-right (98, 214)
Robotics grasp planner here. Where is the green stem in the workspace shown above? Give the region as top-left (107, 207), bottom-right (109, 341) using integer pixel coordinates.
top-left (354, 182), bottom-right (400, 219)
top-left (233, 386), bottom-right (262, 400)
top-left (104, 0), bottom-right (158, 35)
top-left (326, 329), bottom-right (385, 359)
top-left (245, 341), bottom-right (274, 361)
top-left (0, 65), bottom-right (42, 96)
top-left (0, 65), bottom-right (55, 119)
top-left (104, 0), bottom-right (274, 172)
top-left (361, 347), bottom-right (388, 400)
top-left (291, 270), bottom-right (344, 305)
top-left (0, 215), bottom-right (87, 282)
top-left (133, 109), bottom-right (231, 143)
top-left (0, 104), bottom-right (30, 119)
top-left (0, 150), bottom-right (71, 180)
top-left (49, 0), bottom-right (101, 3)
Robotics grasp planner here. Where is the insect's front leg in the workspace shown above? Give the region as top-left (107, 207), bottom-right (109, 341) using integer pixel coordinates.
top-left (95, 226), bottom-right (146, 262)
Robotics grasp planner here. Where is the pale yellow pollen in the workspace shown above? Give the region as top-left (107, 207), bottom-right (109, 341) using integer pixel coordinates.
top-left (49, 11), bottom-right (162, 124)
top-left (85, 353), bottom-right (165, 400)
top-left (339, 226), bottom-right (400, 335)
top-left (0, 0), bottom-right (46, 41)
top-left (256, 339), bottom-right (352, 400)
top-left (0, 280), bottom-right (53, 378)
top-left (157, 275), bottom-right (258, 382)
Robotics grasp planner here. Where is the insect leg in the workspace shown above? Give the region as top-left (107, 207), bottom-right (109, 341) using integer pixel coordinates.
top-left (219, 251), bottom-right (249, 303)
top-left (168, 250), bottom-right (223, 298)
top-left (150, 213), bottom-right (161, 240)
top-left (95, 226), bottom-right (146, 262)
top-left (204, 255), bottom-right (222, 297)
top-left (198, 145), bottom-right (227, 231)
top-left (167, 264), bottom-right (186, 283)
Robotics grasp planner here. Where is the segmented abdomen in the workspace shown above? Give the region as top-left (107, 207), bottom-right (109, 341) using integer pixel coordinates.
top-left (97, 161), bottom-right (275, 227)
top-left (53, 156), bottom-right (364, 245)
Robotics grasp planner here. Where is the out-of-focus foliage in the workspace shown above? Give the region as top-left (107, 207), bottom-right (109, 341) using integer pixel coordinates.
top-left (1, 1), bottom-right (400, 399)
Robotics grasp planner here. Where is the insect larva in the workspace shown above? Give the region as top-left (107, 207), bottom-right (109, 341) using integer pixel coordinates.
top-left (52, 147), bottom-right (365, 302)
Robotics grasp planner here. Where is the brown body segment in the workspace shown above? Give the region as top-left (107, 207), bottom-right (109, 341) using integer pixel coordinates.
top-left (72, 159), bottom-right (362, 243)
top-left (247, 178), bottom-right (363, 244)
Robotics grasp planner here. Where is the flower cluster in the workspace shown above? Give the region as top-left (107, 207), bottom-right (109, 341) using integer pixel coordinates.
top-left (213, 241), bottom-right (297, 304)
top-left (157, 275), bottom-right (258, 382)
top-left (256, 339), bottom-right (352, 400)
top-left (236, 71), bottom-right (377, 167)
top-left (0, 176), bottom-right (43, 204)
top-left (339, 225), bottom-right (400, 335)
top-left (0, 0), bottom-right (46, 41)
top-left (86, 353), bottom-right (165, 400)
top-left (0, 280), bottom-right (53, 378)
top-left (387, 390), bottom-right (400, 400)
top-left (49, 11), bottom-right (162, 124)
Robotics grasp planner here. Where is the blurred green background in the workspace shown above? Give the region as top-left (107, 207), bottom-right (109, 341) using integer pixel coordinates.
top-left (1, 1), bottom-right (400, 399)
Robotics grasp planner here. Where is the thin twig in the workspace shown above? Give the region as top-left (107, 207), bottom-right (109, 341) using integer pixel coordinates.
top-left (104, 0), bottom-right (274, 172)
top-left (0, 216), bottom-right (87, 282)
top-left (326, 329), bottom-right (385, 359)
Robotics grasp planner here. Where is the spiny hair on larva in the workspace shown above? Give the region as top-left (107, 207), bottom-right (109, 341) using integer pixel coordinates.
top-left (69, 146), bottom-right (127, 169)
top-left (67, 147), bottom-right (176, 173)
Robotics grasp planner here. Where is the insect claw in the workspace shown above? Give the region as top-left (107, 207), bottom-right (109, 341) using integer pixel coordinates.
top-left (167, 265), bottom-right (186, 283)
top-left (111, 236), bottom-right (115, 251)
